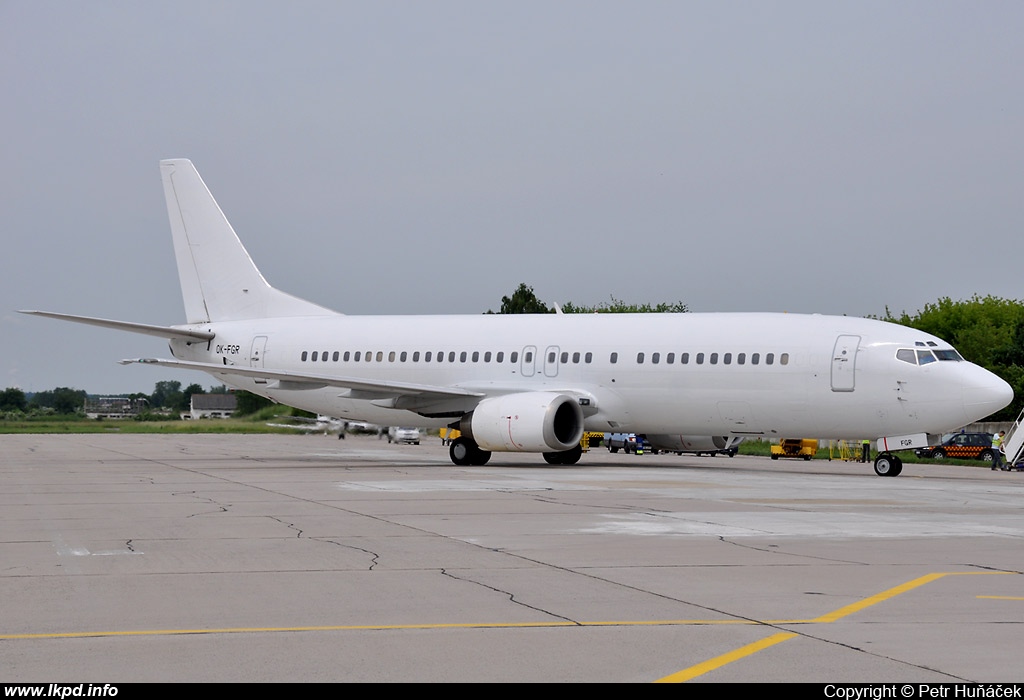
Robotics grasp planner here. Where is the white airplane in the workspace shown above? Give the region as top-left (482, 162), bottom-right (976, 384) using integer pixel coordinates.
top-left (22, 159), bottom-right (1012, 476)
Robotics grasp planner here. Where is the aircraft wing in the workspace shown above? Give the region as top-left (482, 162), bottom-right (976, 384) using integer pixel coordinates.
top-left (119, 358), bottom-right (485, 401)
top-left (19, 311), bottom-right (215, 342)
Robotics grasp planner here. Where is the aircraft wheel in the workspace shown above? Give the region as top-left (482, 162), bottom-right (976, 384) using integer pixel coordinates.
top-left (874, 454), bottom-right (903, 477)
top-left (471, 448), bottom-right (491, 466)
top-left (560, 444), bottom-right (582, 465)
top-left (543, 444), bottom-right (582, 465)
top-left (450, 437), bottom-right (476, 466)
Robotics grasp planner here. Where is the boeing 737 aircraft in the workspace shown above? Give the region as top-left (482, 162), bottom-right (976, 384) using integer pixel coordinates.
top-left (22, 160), bottom-right (1013, 476)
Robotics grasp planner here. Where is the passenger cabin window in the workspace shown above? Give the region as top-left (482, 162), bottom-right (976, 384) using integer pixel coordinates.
top-left (652, 352), bottom-right (660, 364)
top-left (610, 352), bottom-right (618, 364)
top-left (636, 352), bottom-right (644, 364)
top-left (301, 351), bottom-right (308, 361)
top-left (780, 353), bottom-right (789, 365)
top-left (510, 351), bottom-right (518, 363)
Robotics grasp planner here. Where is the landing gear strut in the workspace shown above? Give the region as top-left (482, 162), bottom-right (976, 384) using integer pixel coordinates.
top-left (873, 453), bottom-right (903, 477)
top-left (449, 437), bottom-right (491, 466)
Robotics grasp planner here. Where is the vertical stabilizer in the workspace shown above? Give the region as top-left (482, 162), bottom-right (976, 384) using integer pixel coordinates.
top-left (160, 159), bottom-right (338, 323)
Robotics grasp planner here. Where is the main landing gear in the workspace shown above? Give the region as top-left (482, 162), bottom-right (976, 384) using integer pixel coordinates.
top-left (543, 444), bottom-right (582, 465)
top-left (449, 437), bottom-right (491, 466)
top-left (448, 438), bottom-right (584, 466)
top-left (873, 453), bottom-right (903, 477)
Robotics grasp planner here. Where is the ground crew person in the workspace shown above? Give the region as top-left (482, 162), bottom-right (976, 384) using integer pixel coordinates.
top-left (991, 430), bottom-right (1005, 470)
top-left (861, 439), bottom-right (871, 463)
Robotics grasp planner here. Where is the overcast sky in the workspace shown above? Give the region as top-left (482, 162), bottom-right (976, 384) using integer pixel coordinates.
top-left (3, 1), bottom-right (1023, 394)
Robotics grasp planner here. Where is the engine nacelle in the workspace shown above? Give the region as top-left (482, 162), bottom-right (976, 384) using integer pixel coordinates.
top-left (461, 392), bottom-right (584, 452)
top-left (645, 435), bottom-right (744, 452)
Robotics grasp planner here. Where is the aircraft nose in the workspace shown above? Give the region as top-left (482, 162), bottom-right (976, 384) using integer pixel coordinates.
top-left (962, 365), bottom-right (1013, 421)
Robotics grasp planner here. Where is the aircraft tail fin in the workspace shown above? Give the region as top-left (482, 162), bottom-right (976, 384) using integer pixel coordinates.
top-left (160, 159), bottom-right (338, 323)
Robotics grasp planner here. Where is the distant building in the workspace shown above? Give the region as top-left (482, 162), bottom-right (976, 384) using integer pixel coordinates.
top-left (84, 397), bottom-right (145, 419)
top-left (186, 393), bottom-right (237, 420)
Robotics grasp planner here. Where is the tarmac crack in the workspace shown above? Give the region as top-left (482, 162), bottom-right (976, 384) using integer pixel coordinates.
top-left (777, 626), bottom-right (972, 682)
top-left (717, 536), bottom-right (870, 565)
top-left (439, 568), bottom-right (579, 624)
top-left (268, 516), bottom-right (303, 538)
top-left (317, 539), bottom-right (380, 570)
top-left (171, 490), bottom-right (229, 518)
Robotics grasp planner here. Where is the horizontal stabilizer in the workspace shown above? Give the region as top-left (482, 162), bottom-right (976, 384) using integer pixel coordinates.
top-left (120, 357), bottom-right (485, 400)
top-left (19, 310), bottom-right (215, 341)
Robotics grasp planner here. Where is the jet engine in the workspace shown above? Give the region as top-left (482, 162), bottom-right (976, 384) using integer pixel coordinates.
top-left (460, 392), bottom-right (584, 452)
top-left (645, 435), bottom-right (744, 453)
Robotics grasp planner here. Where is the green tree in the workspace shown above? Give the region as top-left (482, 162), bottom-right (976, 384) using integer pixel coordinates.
top-left (562, 296), bottom-right (688, 314)
top-left (488, 284), bottom-right (688, 315)
top-left (29, 387), bottom-right (87, 414)
top-left (489, 283), bottom-right (551, 314)
top-left (150, 380), bottom-right (183, 410)
top-left (0, 387), bottom-right (27, 412)
top-left (234, 390), bottom-right (273, 416)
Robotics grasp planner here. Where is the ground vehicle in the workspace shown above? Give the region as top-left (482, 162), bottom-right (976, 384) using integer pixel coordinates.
top-left (605, 433), bottom-right (639, 453)
top-left (770, 438), bottom-right (819, 460)
top-left (914, 432), bottom-right (995, 461)
top-left (388, 427), bottom-right (421, 445)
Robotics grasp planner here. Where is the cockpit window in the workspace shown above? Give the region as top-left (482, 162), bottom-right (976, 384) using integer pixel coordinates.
top-left (896, 349), bottom-right (917, 364)
top-left (917, 350), bottom-right (937, 365)
top-left (934, 349), bottom-right (963, 361)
